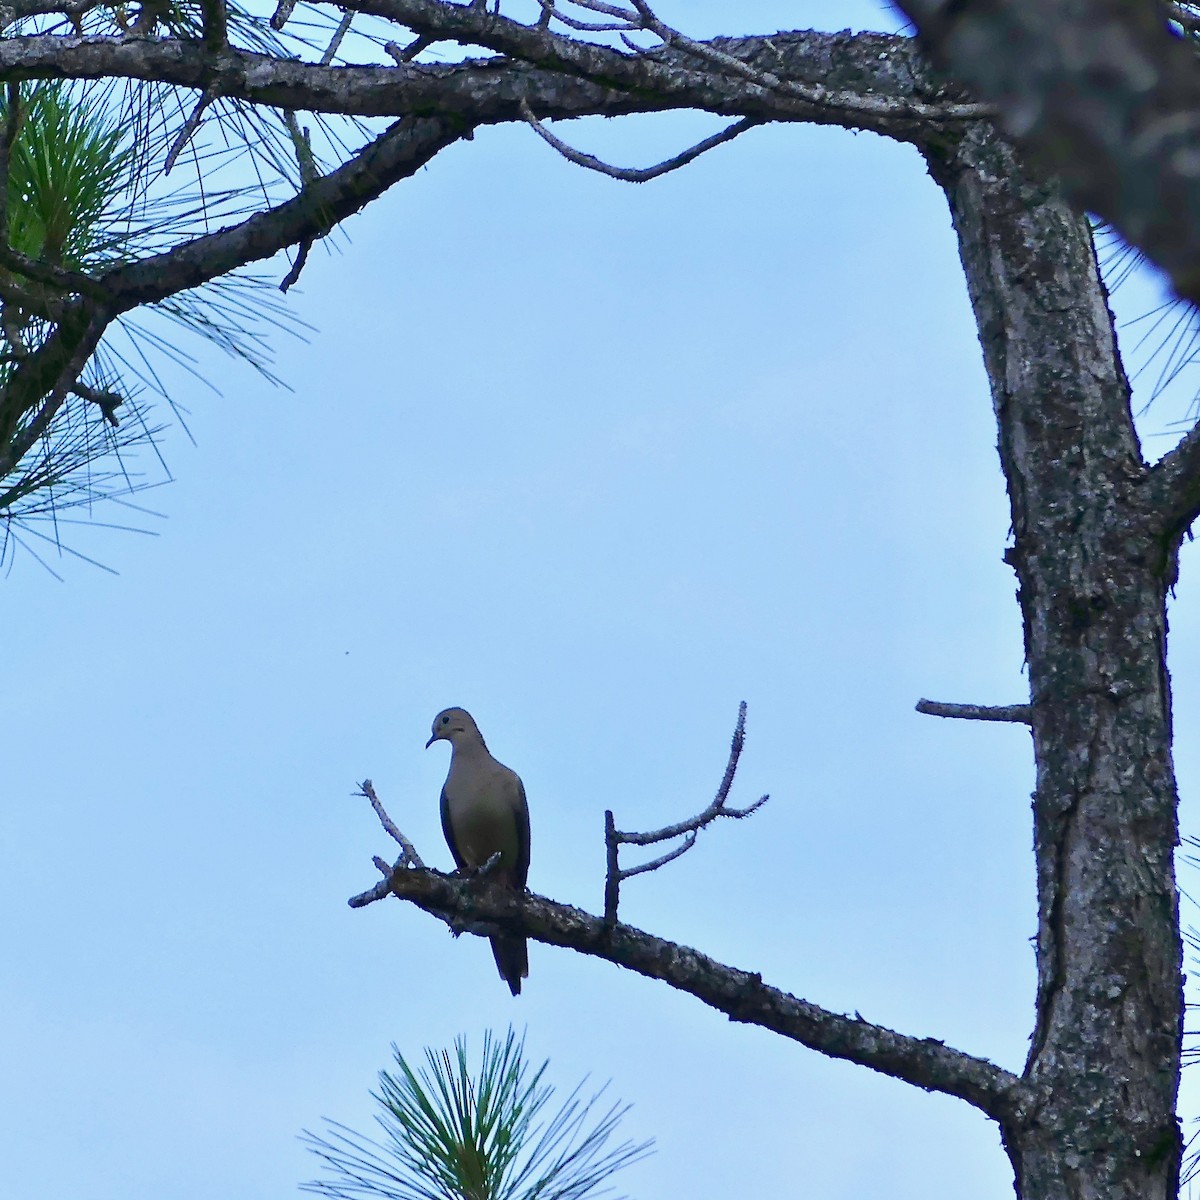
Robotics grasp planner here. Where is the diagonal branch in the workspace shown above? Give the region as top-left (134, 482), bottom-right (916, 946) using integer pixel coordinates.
top-left (98, 114), bottom-right (466, 312)
top-left (351, 863), bottom-right (1028, 1124)
top-left (0, 303), bottom-right (109, 476)
top-left (357, 779), bottom-right (425, 868)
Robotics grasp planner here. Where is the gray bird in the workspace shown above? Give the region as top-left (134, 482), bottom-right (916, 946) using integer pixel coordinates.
top-left (426, 707), bottom-right (530, 995)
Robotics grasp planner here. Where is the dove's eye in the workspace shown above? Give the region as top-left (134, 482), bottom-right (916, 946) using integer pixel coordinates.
top-left (441, 715), bottom-right (450, 725)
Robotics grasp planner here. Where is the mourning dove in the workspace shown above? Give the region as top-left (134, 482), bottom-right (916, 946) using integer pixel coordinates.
top-left (426, 707), bottom-right (530, 996)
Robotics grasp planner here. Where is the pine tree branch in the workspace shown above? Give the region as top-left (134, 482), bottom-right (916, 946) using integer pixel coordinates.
top-left (351, 864), bottom-right (1029, 1125)
top-left (0, 29), bottom-right (974, 136)
top-left (99, 114), bottom-right (466, 310)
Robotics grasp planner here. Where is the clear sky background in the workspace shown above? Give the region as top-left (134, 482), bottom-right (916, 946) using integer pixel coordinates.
top-left (5, 3), bottom-right (1200, 1199)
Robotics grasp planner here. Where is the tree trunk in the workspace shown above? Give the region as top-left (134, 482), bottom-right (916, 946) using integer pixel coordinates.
top-left (924, 125), bottom-right (1184, 1200)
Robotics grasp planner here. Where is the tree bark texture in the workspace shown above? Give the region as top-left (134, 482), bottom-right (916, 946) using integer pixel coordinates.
top-left (924, 125), bottom-right (1184, 1200)
top-left (894, 0), bottom-right (1200, 307)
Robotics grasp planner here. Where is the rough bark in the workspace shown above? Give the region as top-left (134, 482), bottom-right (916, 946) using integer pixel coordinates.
top-left (923, 124), bottom-right (1184, 1200)
top-left (894, 0), bottom-right (1200, 307)
top-left (350, 864), bottom-right (1027, 1121)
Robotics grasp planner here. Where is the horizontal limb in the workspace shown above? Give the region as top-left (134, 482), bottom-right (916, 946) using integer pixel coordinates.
top-left (916, 698), bottom-right (1032, 724)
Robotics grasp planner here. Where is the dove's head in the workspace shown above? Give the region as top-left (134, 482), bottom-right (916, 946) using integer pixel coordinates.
top-left (426, 707), bottom-right (483, 749)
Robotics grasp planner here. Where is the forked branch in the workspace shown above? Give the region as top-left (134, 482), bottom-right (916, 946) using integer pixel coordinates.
top-left (603, 701), bottom-right (767, 922)
top-left (356, 778), bottom-right (425, 868)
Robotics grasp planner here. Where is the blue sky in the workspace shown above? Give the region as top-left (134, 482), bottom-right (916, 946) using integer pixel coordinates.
top-left (4, 2), bottom-right (1200, 1198)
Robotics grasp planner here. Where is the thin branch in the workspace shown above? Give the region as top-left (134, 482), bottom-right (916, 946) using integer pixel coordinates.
top-left (98, 115), bottom-right (467, 312)
top-left (357, 778), bottom-right (425, 867)
top-left (0, 243), bottom-right (104, 301)
top-left (279, 111), bottom-right (320, 291)
top-left (521, 99), bottom-right (757, 182)
top-left (536, 0), bottom-right (637, 34)
top-left (269, 0), bottom-right (297, 31)
top-left (321, 9), bottom-right (355, 65)
top-left (0, 0), bottom-right (102, 27)
top-left (915, 698), bottom-right (1032, 724)
top-left (350, 864), bottom-right (1028, 1125)
top-left (384, 33), bottom-right (433, 62)
top-left (279, 240), bottom-right (310, 293)
top-left (163, 85), bottom-right (218, 175)
top-left (556, 0), bottom-right (638, 18)
top-left (618, 831), bottom-right (695, 878)
top-left (602, 702), bottom-right (768, 921)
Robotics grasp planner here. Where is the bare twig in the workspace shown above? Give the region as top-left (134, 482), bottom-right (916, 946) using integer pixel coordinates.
top-left (536, 0), bottom-right (637, 34)
top-left (163, 85), bottom-right (218, 176)
top-left (357, 778), bottom-right (426, 867)
top-left (385, 33), bottom-right (434, 62)
top-left (270, 0), bottom-right (297, 31)
top-left (603, 701), bottom-right (768, 922)
top-left (915, 698), bottom-right (1033, 724)
top-left (279, 240), bottom-right (310, 293)
top-left (619, 831), bottom-right (695, 877)
top-left (321, 9), bottom-right (355, 65)
top-left (346, 718), bottom-right (1024, 1124)
top-left (278, 111), bottom-right (321, 292)
top-left (557, 0), bottom-right (638, 18)
top-left (521, 99), bottom-right (757, 182)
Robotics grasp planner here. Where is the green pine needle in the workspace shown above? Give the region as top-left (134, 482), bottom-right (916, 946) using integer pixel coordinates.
top-left (302, 1029), bottom-right (653, 1200)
